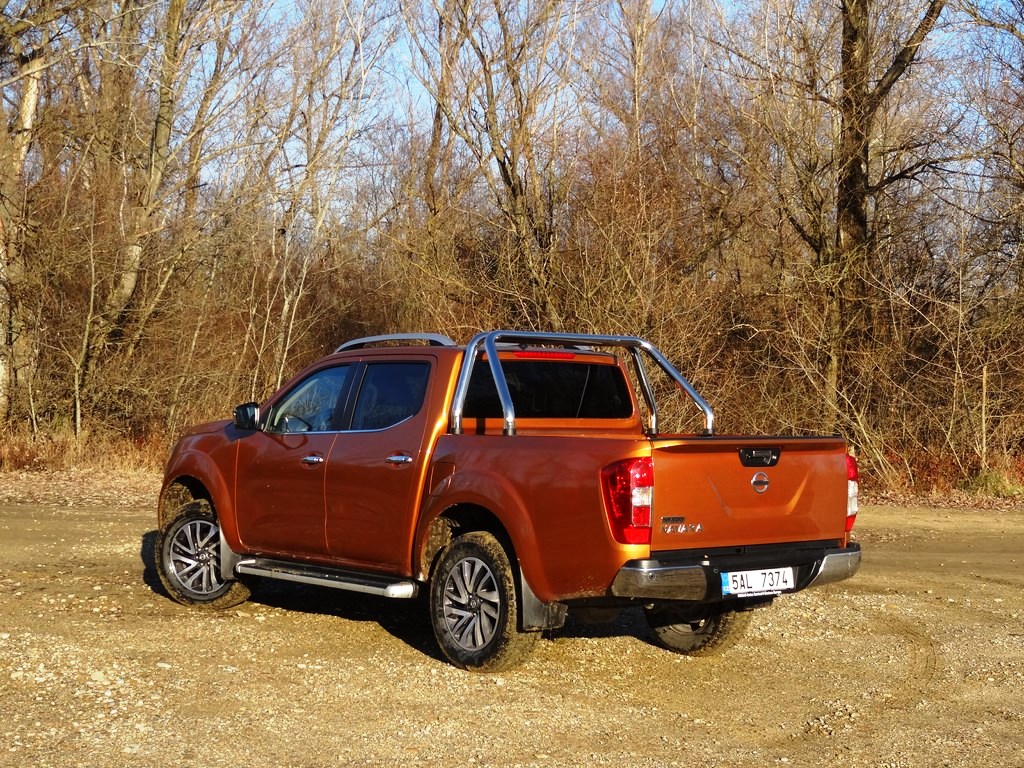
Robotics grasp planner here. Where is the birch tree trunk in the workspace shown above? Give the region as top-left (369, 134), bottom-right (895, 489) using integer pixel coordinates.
top-left (0, 27), bottom-right (46, 425)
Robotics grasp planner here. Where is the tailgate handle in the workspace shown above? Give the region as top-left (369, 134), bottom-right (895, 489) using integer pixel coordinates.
top-left (739, 447), bottom-right (780, 467)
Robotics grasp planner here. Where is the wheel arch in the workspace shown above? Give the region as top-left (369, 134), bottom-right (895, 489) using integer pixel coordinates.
top-left (158, 447), bottom-right (239, 546)
top-left (419, 503), bottom-right (566, 632)
top-left (414, 468), bottom-right (549, 593)
top-left (158, 476), bottom-right (211, 528)
top-left (418, 503), bottom-right (508, 582)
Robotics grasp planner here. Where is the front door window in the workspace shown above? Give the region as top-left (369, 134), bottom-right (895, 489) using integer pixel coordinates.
top-left (268, 366), bottom-right (350, 433)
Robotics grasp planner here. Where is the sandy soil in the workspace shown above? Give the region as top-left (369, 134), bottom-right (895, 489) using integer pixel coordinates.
top-left (0, 470), bottom-right (1021, 767)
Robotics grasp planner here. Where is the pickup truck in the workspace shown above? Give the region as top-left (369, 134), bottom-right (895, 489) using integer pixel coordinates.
top-left (155, 330), bottom-right (861, 671)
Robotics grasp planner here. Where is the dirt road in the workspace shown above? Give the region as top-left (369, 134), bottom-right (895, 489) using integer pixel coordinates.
top-left (1, 471), bottom-right (1021, 767)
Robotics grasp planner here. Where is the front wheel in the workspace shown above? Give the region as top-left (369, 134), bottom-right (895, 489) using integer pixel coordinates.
top-left (430, 531), bottom-right (537, 672)
top-left (156, 500), bottom-right (251, 610)
top-left (644, 605), bottom-right (752, 656)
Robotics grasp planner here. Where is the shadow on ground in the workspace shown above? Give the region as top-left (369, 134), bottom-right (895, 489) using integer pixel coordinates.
top-left (138, 528), bottom-right (657, 663)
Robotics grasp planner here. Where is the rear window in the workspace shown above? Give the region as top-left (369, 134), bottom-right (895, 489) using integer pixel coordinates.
top-left (463, 360), bottom-right (633, 419)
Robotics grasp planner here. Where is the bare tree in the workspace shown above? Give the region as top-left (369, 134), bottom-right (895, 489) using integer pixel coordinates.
top-left (0, 0), bottom-right (92, 424)
top-left (215, 0), bottom-right (397, 395)
top-left (828, 0), bottom-right (947, 404)
top-left (404, 0), bottom-right (587, 329)
top-left (696, 0), bottom-right (956, 478)
top-left (52, 0), bottom-right (280, 435)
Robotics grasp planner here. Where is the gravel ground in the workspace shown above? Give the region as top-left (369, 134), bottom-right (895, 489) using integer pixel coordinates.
top-left (0, 470), bottom-right (1022, 767)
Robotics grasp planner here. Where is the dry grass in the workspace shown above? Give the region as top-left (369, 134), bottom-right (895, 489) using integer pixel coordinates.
top-left (0, 429), bottom-right (167, 474)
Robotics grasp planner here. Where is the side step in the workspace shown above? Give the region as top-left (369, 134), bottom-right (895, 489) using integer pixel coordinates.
top-left (235, 557), bottom-right (419, 599)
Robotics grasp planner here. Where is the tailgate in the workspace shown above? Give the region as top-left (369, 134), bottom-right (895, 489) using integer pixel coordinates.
top-left (649, 436), bottom-right (849, 552)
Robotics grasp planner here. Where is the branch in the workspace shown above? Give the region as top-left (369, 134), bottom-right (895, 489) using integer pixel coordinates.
top-left (869, 0), bottom-right (947, 113)
top-left (870, 153), bottom-right (975, 193)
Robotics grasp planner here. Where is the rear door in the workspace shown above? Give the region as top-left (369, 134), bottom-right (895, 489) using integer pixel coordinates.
top-left (324, 358), bottom-right (435, 571)
top-left (649, 436), bottom-right (849, 552)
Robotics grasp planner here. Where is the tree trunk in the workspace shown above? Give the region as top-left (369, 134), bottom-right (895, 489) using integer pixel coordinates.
top-left (0, 54), bottom-right (44, 424)
top-left (828, 0), bottom-right (946, 428)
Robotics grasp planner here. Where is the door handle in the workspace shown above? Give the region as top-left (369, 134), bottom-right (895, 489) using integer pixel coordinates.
top-left (300, 455), bottom-right (325, 466)
top-left (385, 454), bottom-right (414, 465)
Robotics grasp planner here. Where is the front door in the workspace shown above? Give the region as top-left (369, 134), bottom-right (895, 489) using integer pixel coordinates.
top-left (234, 364), bottom-right (351, 559)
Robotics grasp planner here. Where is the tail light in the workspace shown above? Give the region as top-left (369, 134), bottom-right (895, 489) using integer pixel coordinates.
top-left (601, 457), bottom-right (653, 545)
top-left (846, 454), bottom-right (859, 532)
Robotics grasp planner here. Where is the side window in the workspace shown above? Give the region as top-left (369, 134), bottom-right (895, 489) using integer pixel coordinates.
top-left (268, 366), bottom-right (350, 434)
top-left (351, 362), bottom-right (430, 431)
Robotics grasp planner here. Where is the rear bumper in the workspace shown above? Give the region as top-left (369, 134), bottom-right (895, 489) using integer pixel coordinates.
top-left (610, 541), bottom-right (861, 601)
top-left (806, 544), bottom-right (862, 589)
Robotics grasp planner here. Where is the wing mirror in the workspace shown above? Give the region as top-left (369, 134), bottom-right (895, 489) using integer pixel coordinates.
top-left (233, 402), bottom-right (261, 431)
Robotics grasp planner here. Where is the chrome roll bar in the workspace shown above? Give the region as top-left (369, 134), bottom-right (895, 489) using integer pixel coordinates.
top-left (448, 330), bottom-right (715, 437)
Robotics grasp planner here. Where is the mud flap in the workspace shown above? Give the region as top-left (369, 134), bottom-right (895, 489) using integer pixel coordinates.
top-left (219, 526), bottom-right (243, 582)
top-left (518, 569), bottom-right (567, 630)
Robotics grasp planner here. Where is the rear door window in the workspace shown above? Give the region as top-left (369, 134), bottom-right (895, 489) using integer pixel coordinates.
top-left (350, 362), bottom-right (431, 431)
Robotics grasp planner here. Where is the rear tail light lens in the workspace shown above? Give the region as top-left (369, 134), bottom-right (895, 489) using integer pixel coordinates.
top-left (601, 457), bottom-right (653, 545)
top-left (846, 454), bottom-right (859, 532)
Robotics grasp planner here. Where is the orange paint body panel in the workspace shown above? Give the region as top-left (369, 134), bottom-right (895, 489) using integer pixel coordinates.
top-left (422, 432), bottom-right (650, 601)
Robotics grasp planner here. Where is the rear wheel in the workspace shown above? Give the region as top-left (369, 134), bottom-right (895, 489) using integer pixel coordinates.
top-left (156, 500), bottom-right (251, 609)
top-left (430, 531), bottom-right (537, 672)
top-left (644, 605), bottom-right (752, 656)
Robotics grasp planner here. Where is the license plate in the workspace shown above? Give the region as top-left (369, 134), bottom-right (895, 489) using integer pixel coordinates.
top-left (721, 567), bottom-right (795, 596)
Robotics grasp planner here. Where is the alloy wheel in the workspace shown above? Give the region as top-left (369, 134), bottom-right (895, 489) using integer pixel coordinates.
top-left (441, 556), bottom-right (501, 651)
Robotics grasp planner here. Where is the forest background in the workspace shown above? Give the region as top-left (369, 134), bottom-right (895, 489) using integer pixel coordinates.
top-left (1, 0), bottom-right (1022, 493)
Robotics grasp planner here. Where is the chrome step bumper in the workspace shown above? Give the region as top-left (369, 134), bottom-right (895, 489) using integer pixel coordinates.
top-left (805, 544), bottom-right (862, 589)
top-left (235, 557), bottom-right (419, 599)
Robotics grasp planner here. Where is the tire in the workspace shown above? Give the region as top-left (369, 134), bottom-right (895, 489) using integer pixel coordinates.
top-left (156, 500), bottom-right (251, 610)
top-left (645, 605), bottom-right (752, 656)
top-left (430, 531), bottom-right (537, 672)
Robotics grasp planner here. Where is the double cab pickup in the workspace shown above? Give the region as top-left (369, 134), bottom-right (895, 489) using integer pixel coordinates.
top-left (155, 331), bottom-right (861, 671)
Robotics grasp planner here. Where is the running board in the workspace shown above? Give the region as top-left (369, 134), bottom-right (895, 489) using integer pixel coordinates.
top-left (235, 558), bottom-right (419, 599)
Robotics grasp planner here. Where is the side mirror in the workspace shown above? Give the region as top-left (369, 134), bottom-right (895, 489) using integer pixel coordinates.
top-left (233, 402), bottom-right (261, 431)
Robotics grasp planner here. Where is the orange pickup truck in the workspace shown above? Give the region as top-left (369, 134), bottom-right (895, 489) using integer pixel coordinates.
top-left (155, 331), bottom-right (861, 671)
